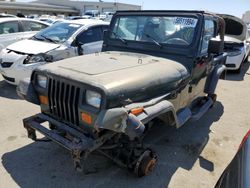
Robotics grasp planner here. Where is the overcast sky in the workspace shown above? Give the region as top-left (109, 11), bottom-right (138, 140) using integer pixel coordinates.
top-left (16, 0), bottom-right (250, 18)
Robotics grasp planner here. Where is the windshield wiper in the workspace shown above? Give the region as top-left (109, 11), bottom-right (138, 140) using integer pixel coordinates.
top-left (32, 35), bottom-right (44, 41)
top-left (111, 31), bottom-right (127, 45)
top-left (40, 35), bottom-right (58, 44)
top-left (142, 32), bottom-right (162, 48)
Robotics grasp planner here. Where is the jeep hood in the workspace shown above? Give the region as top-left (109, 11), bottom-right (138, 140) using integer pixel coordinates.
top-left (7, 39), bottom-right (60, 55)
top-left (37, 52), bottom-right (189, 106)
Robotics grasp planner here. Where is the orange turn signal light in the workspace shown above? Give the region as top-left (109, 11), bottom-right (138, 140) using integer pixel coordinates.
top-left (39, 95), bottom-right (48, 105)
top-left (81, 112), bottom-right (92, 125)
top-left (130, 107), bottom-right (144, 115)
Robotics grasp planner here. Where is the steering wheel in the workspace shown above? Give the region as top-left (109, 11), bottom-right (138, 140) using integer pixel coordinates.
top-left (164, 38), bottom-right (189, 45)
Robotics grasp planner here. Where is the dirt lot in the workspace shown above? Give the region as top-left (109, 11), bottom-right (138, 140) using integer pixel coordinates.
top-left (0, 60), bottom-right (249, 188)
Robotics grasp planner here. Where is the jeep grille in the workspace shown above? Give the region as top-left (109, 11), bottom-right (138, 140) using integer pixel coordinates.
top-left (48, 78), bottom-right (80, 126)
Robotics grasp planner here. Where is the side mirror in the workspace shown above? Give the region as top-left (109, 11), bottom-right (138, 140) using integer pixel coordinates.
top-left (102, 30), bottom-right (109, 49)
top-left (103, 30), bottom-right (108, 40)
top-left (208, 38), bottom-right (224, 54)
top-left (74, 37), bottom-right (84, 46)
top-left (74, 37), bottom-right (84, 55)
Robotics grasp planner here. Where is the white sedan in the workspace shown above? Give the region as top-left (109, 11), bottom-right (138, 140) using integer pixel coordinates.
top-left (0, 13), bottom-right (16, 18)
top-left (0, 18), bottom-right (50, 52)
top-left (0, 19), bottom-right (109, 85)
top-left (220, 15), bottom-right (250, 72)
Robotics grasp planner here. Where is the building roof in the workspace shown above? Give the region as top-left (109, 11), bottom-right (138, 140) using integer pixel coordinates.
top-left (34, 0), bottom-right (141, 7)
top-left (0, 1), bottom-right (78, 13)
top-left (33, 0), bottom-right (141, 11)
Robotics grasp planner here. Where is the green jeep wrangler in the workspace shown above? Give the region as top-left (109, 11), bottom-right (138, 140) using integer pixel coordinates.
top-left (17, 10), bottom-right (227, 177)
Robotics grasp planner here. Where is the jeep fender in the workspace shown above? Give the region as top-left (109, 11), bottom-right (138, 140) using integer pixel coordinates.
top-left (95, 95), bottom-right (181, 139)
top-left (16, 77), bottom-right (39, 105)
top-left (94, 107), bottom-right (145, 140)
top-left (137, 100), bottom-right (177, 125)
top-left (204, 64), bottom-right (226, 95)
top-left (95, 108), bottom-right (129, 133)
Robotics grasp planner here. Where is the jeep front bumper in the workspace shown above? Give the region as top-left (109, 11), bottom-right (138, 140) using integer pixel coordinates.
top-left (23, 113), bottom-right (116, 172)
top-left (23, 113), bottom-right (157, 176)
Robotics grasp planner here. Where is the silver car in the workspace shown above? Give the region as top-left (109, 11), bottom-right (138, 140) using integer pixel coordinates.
top-left (0, 18), bottom-right (50, 52)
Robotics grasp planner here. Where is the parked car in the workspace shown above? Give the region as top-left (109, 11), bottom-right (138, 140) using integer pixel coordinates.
top-left (66, 16), bottom-right (84, 20)
top-left (99, 12), bottom-right (114, 21)
top-left (56, 14), bottom-right (65, 20)
top-left (0, 13), bottom-right (16, 18)
top-left (41, 18), bottom-right (64, 25)
top-left (84, 10), bottom-right (100, 17)
top-left (38, 18), bottom-right (57, 25)
top-left (66, 16), bottom-right (92, 20)
top-left (215, 129), bottom-right (250, 188)
top-left (0, 18), bottom-right (50, 52)
top-left (18, 11), bottom-right (227, 177)
top-left (38, 15), bottom-right (64, 25)
top-left (247, 23), bottom-right (250, 35)
top-left (219, 14), bottom-right (250, 72)
top-left (0, 19), bottom-right (109, 85)
top-left (39, 14), bottom-right (51, 20)
top-left (27, 14), bottom-right (39, 19)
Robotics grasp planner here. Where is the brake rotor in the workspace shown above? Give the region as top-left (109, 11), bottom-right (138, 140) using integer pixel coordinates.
top-left (134, 149), bottom-right (157, 177)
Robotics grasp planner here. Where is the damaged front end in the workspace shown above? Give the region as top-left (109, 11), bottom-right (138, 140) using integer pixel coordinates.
top-left (224, 41), bottom-right (244, 57)
top-left (0, 47), bottom-right (54, 85)
top-left (224, 41), bottom-right (245, 70)
top-left (23, 112), bottom-right (157, 177)
top-left (19, 77), bottom-right (160, 177)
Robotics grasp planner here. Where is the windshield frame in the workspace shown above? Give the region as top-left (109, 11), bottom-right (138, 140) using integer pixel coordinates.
top-left (108, 13), bottom-right (200, 49)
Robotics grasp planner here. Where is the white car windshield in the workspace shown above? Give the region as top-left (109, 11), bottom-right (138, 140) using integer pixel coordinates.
top-left (34, 22), bottom-right (83, 43)
top-left (111, 16), bottom-right (198, 46)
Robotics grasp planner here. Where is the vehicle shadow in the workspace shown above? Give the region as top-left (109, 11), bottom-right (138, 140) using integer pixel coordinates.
top-left (1, 102), bottom-right (224, 188)
top-left (0, 80), bottom-right (20, 100)
top-left (225, 58), bottom-right (250, 81)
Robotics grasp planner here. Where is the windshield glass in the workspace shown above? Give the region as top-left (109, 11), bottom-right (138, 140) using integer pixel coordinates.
top-left (111, 16), bottom-right (198, 46)
top-left (34, 22), bottom-right (82, 43)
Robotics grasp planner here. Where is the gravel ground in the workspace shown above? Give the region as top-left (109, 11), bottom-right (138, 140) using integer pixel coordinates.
top-left (0, 58), bottom-right (249, 188)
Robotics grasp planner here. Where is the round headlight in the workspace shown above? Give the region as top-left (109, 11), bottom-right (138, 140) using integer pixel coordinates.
top-left (86, 90), bottom-right (101, 108)
top-left (37, 75), bottom-right (47, 88)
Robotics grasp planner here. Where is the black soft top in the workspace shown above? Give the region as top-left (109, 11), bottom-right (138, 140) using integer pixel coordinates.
top-left (114, 10), bottom-right (220, 17)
